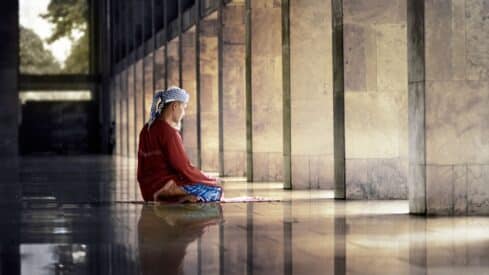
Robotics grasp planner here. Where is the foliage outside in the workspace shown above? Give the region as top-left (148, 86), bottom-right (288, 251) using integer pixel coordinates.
top-left (20, 0), bottom-right (89, 74)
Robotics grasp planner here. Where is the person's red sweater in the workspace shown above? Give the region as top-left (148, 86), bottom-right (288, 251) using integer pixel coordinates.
top-left (137, 119), bottom-right (218, 201)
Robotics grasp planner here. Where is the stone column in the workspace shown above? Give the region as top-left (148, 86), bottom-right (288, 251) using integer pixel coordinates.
top-left (199, 12), bottom-right (220, 173)
top-left (167, 37), bottom-right (180, 88)
top-left (343, 0), bottom-right (408, 199)
top-left (221, 1), bottom-right (247, 177)
top-left (144, 53), bottom-right (154, 122)
top-left (284, 0), bottom-right (334, 189)
top-left (135, 59), bottom-right (144, 149)
top-left (251, 0), bottom-right (283, 182)
top-left (182, 27), bottom-right (199, 165)
top-left (121, 70), bottom-right (129, 157)
top-left (409, 0), bottom-right (489, 215)
top-left (407, 0), bottom-right (426, 214)
top-left (331, 0), bottom-right (346, 198)
top-left (155, 45), bottom-right (166, 90)
top-left (0, 0), bottom-right (19, 157)
top-left (127, 65), bottom-right (136, 158)
top-left (0, 0), bottom-right (20, 209)
top-left (114, 76), bottom-right (121, 155)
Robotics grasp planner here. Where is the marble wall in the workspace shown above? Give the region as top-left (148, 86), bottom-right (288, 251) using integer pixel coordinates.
top-left (222, 1), bottom-right (246, 177)
top-left (422, 0), bottom-right (489, 215)
top-left (289, 0), bottom-right (334, 189)
top-left (199, 12), bottom-right (220, 173)
top-left (181, 27), bottom-right (199, 166)
top-left (343, 0), bottom-right (409, 199)
top-left (251, 0), bottom-right (283, 182)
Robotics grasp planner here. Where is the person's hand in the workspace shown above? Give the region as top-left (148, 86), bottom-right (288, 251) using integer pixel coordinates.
top-left (215, 178), bottom-right (223, 185)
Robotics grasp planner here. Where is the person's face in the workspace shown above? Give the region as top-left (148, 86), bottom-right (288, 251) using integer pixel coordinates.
top-left (171, 102), bottom-right (187, 123)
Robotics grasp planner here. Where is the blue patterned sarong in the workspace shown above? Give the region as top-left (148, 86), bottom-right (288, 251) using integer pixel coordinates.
top-left (182, 184), bottom-right (223, 202)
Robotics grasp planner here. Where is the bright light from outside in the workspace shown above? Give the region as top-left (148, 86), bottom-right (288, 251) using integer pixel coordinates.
top-left (19, 0), bottom-right (88, 74)
top-left (20, 91), bottom-right (92, 103)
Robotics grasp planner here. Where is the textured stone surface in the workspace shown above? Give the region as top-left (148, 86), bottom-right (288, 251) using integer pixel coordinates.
top-left (251, 4), bottom-right (283, 181)
top-left (377, 24), bottom-right (407, 92)
top-left (290, 0), bottom-right (334, 189)
top-left (346, 158), bottom-right (408, 199)
top-left (344, 23), bottom-right (367, 92)
top-left (222, 3), bottom-right (246, 177)
top-left (408, 81), bottom-right (426, 213)
top-left (181, 28), bottom-right (198, 166)
top-left (467, 165), bottom-right (489, 215)
top-left (252, 152), bottom-right (283, 182)
top-left (291, 155), bottom-right (334, 190)
top-left (200, 13), bottom-right (220, 172)
top-left (465, 0), bottom-right (489, 81)
top-left (425, 0), bottom-right (452, 81)
top-left (414, 0), bottom-right (489, 215)
top-left (344, 0), bottom-right (406, 24)
top-left (345, 92), bottom-right (404, 159)
top-left (344, 0), bottom-right (408, 199)
top-left (425, 80), bottom-right (489, 165)
top-left (426, 165), bottom-right (454, 215)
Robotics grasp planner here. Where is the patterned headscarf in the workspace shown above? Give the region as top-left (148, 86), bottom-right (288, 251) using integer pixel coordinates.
top-left (147, 86), bottom-right (189, 128)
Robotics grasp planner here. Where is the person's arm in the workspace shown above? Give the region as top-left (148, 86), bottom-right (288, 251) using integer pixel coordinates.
top-left (165, 130), bottom-right (218, 185)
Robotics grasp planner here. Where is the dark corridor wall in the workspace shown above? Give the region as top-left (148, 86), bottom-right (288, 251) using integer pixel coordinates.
top-left (19, 101), bottom-right (99, 155)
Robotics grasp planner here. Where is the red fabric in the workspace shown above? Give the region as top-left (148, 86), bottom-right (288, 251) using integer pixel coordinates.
top-left (137, 119), bottom-right (218, 201)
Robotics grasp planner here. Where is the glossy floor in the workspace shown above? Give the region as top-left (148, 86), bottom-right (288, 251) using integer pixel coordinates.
top-left (0, 156), bottom-right (488, 274)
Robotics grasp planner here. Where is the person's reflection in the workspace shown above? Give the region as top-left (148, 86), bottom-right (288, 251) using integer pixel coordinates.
top-left (138, 203), bottom-right (223, 275)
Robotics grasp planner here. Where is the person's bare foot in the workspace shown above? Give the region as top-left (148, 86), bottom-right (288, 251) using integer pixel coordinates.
top-left (153, 179), bottom-right (187, 201)
top-left (177, 195), bottom-right (201, 203)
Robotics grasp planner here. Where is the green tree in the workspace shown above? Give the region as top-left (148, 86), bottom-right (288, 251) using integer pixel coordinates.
top-left (41, 0), bottom-right (89, 74)
top-left (64, 33), bottom-right (89, 74)
top-left (19, 25), bottom-right (61, 74)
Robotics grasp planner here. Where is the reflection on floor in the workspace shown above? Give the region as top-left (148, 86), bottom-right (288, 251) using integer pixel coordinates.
top-left (0, 156), bottom-right (488, 274)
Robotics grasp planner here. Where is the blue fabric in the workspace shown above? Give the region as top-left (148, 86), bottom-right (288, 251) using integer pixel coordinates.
top-left (182, 184), bottom-right (222, 202)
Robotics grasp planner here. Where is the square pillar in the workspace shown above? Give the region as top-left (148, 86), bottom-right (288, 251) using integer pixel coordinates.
top-left (114, 76), bottom-right (121, 155)
top-left (251, 0), bottom-right (283, 182)
top-left (0, 0), bottom-right (19, 157)
top-left (119, 69), bottom-right (128, 157)
top-left (343, 0), bottom-right (408, 199)
top-left (182, 27), bottom-right (199, 165)
top-left (144, 53), bottom-right (154, 122)
top-left (155, 45), bottom-right (166, 90)
top-left (167, 37), bottom-right (180, 87)
top-left (199, 12), bottom-right (220, 173)
top-left (135, 59), bottom-right (145, 150)
top-left (284, 0), bottom-right (335, 189)
top-left (409, 0), bottom-right (489, 215)
top-left (221, 1), bottom-right (247, 177)
top-left (127, 65), bottom-right (136, 158)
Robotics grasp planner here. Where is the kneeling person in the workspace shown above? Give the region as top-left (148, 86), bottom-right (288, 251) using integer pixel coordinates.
top-left (137, 87), bottom-right (222, 203)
